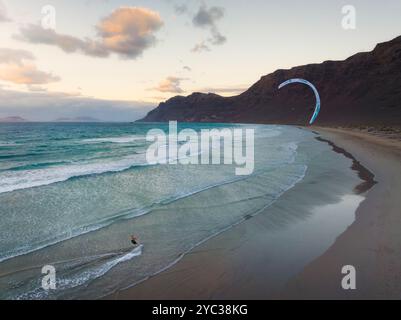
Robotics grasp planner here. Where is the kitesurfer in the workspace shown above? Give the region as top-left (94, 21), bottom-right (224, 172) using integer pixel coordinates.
top-left (130, 235), bottom-right (138, 245)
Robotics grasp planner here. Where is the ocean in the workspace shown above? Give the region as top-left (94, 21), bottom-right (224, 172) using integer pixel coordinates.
top-left (0, 123), bottom-right (359, 299)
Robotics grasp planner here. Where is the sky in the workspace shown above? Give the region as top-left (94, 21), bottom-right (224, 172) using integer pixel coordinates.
top-left (0, 0), bottom-right (400, 121)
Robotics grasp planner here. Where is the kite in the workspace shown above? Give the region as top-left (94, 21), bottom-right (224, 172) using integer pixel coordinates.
top-left (278, 78), bottom-right (321, 125)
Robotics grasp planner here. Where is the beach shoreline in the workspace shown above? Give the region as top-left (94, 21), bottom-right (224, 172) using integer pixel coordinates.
top-left (279, 127), bottom-right (401, 299)
top-left (103, 126), bottom-right (401, 300)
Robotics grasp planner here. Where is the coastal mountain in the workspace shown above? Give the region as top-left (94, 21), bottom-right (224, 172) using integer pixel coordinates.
top-left (139, 36), bottom-right (401, 126)
top-left (0, 116), bottom-right (27, 123)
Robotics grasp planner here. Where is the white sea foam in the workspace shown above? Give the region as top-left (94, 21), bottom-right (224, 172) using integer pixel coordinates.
top-left (0, 141), bottom-right (18, 146)
top-left (0, 154), bottom-right (147, 194)
top-left (82, 136), bottom-right (145, 144)
top-left (0, 145), bottom-right (199, 194)
top-left (15, 245), bottom-right (143, 300)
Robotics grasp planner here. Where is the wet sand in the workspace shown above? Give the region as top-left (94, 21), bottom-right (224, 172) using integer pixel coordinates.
top-left (104, 127), bottom-right (399, 300)
top-left (280, 127), bottom-right (401, 299)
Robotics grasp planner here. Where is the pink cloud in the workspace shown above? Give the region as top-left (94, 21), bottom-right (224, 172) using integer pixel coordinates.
top-left (154, 77), bottom-right (187, 93)
top-left (0, 48), bottom-right (60, 85)
top-left (17, 7), bottom-right (164, 59)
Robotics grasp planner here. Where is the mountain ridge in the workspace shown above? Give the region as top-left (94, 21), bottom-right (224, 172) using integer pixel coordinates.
top-left (139, 36), bottom-right (401, 126)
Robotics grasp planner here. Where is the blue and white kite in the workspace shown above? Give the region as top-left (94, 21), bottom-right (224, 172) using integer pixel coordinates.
top-left (278, 78), bottom-right (321, 125)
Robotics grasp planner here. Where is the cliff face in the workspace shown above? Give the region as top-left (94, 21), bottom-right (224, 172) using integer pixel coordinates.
top-left (140, 36), bottom-right (401, 126)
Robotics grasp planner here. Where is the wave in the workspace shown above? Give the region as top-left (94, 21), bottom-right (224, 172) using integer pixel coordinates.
top-left (0, 141), bottom-right (18, 147)
top-left (13, 245), bottom-right (143, 300)
top-left (0, 137), bottom-right (212, 194)
top-left (254, 129), bottom-right (282, 139)
top-left (6, 161), bottom-right (73, 171)
top-left (0, 147), bottom-right (199, 194)
top-left (81, 128), bottom-right (281, 145)
top-left (0, 154), bottom-right (150, 194)
top-left (82, 136), bottom-right (146, 144)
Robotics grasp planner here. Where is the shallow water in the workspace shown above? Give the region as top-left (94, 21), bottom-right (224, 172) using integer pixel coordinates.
top-left (0, 123), bottom-right (360, 299)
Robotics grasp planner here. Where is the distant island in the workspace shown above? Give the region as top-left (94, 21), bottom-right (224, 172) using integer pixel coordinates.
top-left (139, 35), bottom-right (401, 128)
top-left (0, 116), bottom-right (27, 123)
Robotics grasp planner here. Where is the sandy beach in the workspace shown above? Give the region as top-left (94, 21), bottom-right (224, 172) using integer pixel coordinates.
top-left (105, 127), bottom-right (401, 300)
top-left (280, 127), bottom-right (401, 299)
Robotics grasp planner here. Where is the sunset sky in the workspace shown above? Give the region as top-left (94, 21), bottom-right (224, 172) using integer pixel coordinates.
top-left (0, 0), bottom-right (401, 121)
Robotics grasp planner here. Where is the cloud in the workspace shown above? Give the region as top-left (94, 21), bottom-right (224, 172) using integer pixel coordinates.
top-left (27, 85), bottom-right (48, 92)
top-left (196, 86), bottom-right (248, 95)
top-left (209, 28), bottom-right (226, 45)
top-left (191, 41), bottom-right (210, 53)
top-left (191, 5), bottom-right (226, 51)
top-left (192, 5), bottom-right (224, 28)
top-left (174, 4), bottom-right (188, 15)
top-left (0, 1), bottom-right (10, 22)
top-left (17, 7), bottom-right (164, 59)
top-left (183, 65), bottom-right (192, 71)
top-left (154, 76), bottom-right (187, 93)
top-left (17, 25), bottom-right (109, 57)
top-left (97, 7), bottom-right (163, 58)
top-left (0, 87), bottom-right (154, 121)
top-left (0, 64), bottom-right (60, 85)
top-left (0, 48), bottom-right (34, 65)
top-left (0, 48), bottom-right (60, 85)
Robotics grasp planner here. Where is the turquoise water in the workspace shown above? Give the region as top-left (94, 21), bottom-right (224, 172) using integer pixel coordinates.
top-left (0, 123), bottom-right (344, 299)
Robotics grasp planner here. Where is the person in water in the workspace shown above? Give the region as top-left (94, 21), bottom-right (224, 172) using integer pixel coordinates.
top-left (130, 235), bottom-right (138, 245)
